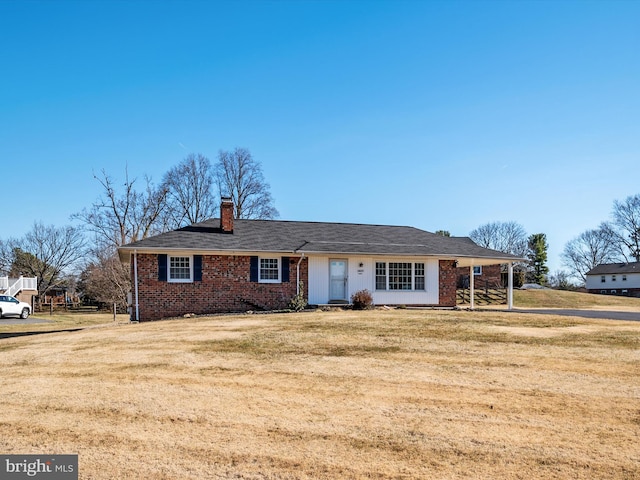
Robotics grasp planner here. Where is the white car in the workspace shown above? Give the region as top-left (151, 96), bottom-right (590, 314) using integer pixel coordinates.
top-left (0, 295), bottom-right (31, 319)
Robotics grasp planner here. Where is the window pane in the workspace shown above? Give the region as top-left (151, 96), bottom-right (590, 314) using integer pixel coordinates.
top-left (375, 262), bottom-right (387, 290)
top-left (170, 256), bottom-right (191, 280)
top-left (389, 262), bottom-right (412, 290)
top-left (414, 263), bottom-right (425, 290)
top-left (260, 258), bottom-right (280, 280)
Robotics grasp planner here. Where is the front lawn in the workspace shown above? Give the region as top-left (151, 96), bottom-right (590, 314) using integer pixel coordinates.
top-left (0, 309), bottom-right (638, 478)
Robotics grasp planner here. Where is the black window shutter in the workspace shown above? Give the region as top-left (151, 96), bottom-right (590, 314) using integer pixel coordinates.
top-left (158, 254), bottom-right (167, 281)
top-left (250, 256), bottom-right (259, 282)
top-left (281, 257), bottom-right (290, 282)
top-left (194, 255), bottom-right (203, 282)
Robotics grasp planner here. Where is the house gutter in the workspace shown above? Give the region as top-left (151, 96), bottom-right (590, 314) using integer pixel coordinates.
top-left (133, 250), bottom-right (140, 322)
top-left (296, 253), bottom-right (306, 295)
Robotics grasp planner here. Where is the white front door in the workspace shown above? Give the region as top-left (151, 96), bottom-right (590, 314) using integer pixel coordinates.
top-left (329, 259), bottom-right (348, 301)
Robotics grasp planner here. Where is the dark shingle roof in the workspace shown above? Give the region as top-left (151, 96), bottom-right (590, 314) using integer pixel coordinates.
top-left (118, 218), bottom-right (522, 262)
top-left (586, 262), bottom-right (640, 275)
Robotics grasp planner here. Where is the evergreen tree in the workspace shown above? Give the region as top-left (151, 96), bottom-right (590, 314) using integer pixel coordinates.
top-left (527, 233), bottom-right (549, 285)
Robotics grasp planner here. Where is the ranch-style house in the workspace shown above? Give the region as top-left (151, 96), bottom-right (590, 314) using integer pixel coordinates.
top-left (118, 198), bottom-right (523, 321)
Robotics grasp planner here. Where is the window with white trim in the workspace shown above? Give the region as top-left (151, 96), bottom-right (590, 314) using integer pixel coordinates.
top-left (259, 257), bottom-right (280, 282)
top-left (375, 262), bottom-right (387, 290)
top-left (389, 262), bottom-right (412, 290)
top-left (623, 275), bottom-right (627, 281)
top-left (169, 256), bottom-right (192, 282)
top-left (375, 261), bottom-right (426, 291)
top-left (612, 275), bottom-right (617, 282)
top-left (473, 266), bottom-right (482, 275)
top-left (601, 275), bottom-right (606, 283)
top-left (414, 263), bottom-right (425, 290)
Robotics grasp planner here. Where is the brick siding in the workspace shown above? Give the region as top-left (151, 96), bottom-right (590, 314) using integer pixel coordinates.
top-left (439, 260), bottom-right (457, 306)
top-left (133, 254), bottom-right (308, 321)
top-left (587, 288), bottom-right (640, 298)
top-left (456, 264), bottom-right (502, 288)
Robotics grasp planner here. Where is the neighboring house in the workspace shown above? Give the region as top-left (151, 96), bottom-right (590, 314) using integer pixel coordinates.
top-left (118, 198), bottom-right (523, 321)
top-left (0, 276), bottom-right (38, 305)
top-left (43, 285), bottom-right (79, 306)
top-left (585, 262), bottom-right (640, 297)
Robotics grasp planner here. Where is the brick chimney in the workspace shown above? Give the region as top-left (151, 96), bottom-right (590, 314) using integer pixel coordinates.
top-left (220, 197), bottom-right (234, 233)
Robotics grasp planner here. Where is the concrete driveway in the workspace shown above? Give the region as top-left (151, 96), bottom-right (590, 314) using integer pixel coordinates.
top-left (0, 316), bottom-right (53, 325)
top-left (0, 317), bottom-right (81, 340)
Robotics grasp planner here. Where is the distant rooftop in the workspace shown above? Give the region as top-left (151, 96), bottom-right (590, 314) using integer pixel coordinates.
top-left (586, 262), bottom-right (640, 275)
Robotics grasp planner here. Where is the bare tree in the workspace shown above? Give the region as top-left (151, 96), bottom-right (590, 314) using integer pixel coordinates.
top-left (78, 248), bottom-right (131, 309)
top-left (0, 238), bottom-right (11, 275)
top-left (161, 153), bottom-right (218, 228)
top-left (562, 226), bottom-right (622, 283)
top-left (73, 168), bottom-right (168, 250)
top-left (547, 270), bottom-right (578, 290)
top-left (610, 194), bottom-right (640, 262)
top-left (469, 221), bottom-right (528, 257)
top-left (469, 221), bottom-right (528, 280)
top-left (8, 222), bottom-right (87, 297)
top-left (215, 148), bottom-right (279, 219)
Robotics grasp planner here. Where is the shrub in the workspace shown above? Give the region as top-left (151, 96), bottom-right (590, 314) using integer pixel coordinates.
top-left (351, 289), bottom-right (373, 310)
top-left (288, 283), bottom-right (308, 312)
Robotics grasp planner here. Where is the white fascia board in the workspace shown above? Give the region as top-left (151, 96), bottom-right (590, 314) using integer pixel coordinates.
top-left (453, 256), bottom-right (525, 267)
top-left (119, 247), bottom-right (301, 258)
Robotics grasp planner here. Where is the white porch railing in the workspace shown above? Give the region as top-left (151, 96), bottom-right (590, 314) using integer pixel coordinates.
top-left (0, 276), bottom-right (38, 297)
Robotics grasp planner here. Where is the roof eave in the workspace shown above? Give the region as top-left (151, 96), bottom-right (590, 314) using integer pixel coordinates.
top-left (118, 245), bottom-right (525, 264)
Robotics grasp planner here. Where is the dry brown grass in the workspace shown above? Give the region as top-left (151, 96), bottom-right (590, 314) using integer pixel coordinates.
top-left (513, 288), bottom-right (640, 309)
top-left (0, 309), bottom-right (638, 479)
top-left (0, 312), bottom-right (130, 334)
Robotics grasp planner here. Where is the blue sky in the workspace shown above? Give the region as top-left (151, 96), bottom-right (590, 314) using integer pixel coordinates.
top-left (1, 0), bottom-right (639, 273)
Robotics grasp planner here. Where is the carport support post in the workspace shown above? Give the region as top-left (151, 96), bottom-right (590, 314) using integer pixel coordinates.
top-left (469, 265), bottom-right (475, 310)
top-left (507, 262), bottom-right (514, 310)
